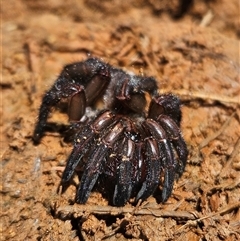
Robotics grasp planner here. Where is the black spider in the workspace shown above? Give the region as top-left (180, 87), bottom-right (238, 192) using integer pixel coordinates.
top-left (33, 57), bottom-right (188, 206)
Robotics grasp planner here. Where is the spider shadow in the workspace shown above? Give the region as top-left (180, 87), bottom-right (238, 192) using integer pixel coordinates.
top-left (58, 171), bottom-right (169, 206)
top-left (41, 122), bottom-right (77, 143)
top-left (58, 172), bottom-right (119, 205)
top-left (37, 101), bottom-right (84, 143)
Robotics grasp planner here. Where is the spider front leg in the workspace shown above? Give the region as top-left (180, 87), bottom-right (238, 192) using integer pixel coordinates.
top-left (135, 137), bottom-right (162, 202)
top-left (149, 93), bottom-right (182, 126)
top-left (61, 110), bottom-right (115, 183)
top-left (111, 119), bottom-right (142, 206)
top-left (139, 119), bottom-right (177, 202)
top-left (33, 57), bottom-right (110, 143)
top-left (33, 81), bottom-right (86, 143)
top-left (76, 120), bottom-right (125, 204)
top-left (148, 94), bottom-right (188, 175)
top-left (157, 115), bottom-right (188, 175)
top-left (112, 137), bottom-right (135, 206)
top-left (112, 73), bottom-right (158, 114)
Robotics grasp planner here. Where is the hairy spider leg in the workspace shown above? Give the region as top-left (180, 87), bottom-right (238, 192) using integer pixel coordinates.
top-left (33, 58), bottom-right (110, 143)
top-left (111, 70), bottom-right (158, 114)
top-left (135, 137), bottom-right (162, 202)
top-left (157, 115), bottom-right (188, 175)
top-left (138, 119), bottom-right (176, 202)
top-left (112, 137), bottom-right (135, 206)
top-left (149, 93), bottom-right (182, 126)
top-left (76, 121), bottom-right (125, 204)
top-left (61, 110), bottom-right (115, 183)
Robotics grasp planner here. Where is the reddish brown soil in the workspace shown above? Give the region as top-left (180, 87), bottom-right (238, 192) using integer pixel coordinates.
top-left (1, 1), bottom-right (240, 240)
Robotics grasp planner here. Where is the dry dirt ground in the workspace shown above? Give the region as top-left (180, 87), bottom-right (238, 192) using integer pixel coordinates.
top-left (1, 1), bottom-right (240, 240)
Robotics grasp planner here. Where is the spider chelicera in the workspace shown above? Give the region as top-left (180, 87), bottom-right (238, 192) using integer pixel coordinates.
top-left (33, 57), bottom-right (188, 206)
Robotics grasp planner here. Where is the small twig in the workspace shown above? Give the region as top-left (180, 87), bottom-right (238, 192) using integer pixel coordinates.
top-left (220, 136), bottom-right (240, 177)
top-left (204, 179), bottom-right (240, 196)
top-left (24, 40), bottom-right (42, 104)
top-left (162, 89), bottom-right (240, 106)
top-left (102, 226), bottom-right (122, 240)
top-left (55, 204), bottom-right (197, 220)
top-left (198, 112), bottom-right (236, 150)
top-left (199, 10), bottom-right (214, 27)
top-left (177, 202), bottom-right (240, 232)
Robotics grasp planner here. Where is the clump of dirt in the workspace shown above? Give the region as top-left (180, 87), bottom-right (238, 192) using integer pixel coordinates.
top-left (1, 1), bottom-right (240, 240)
